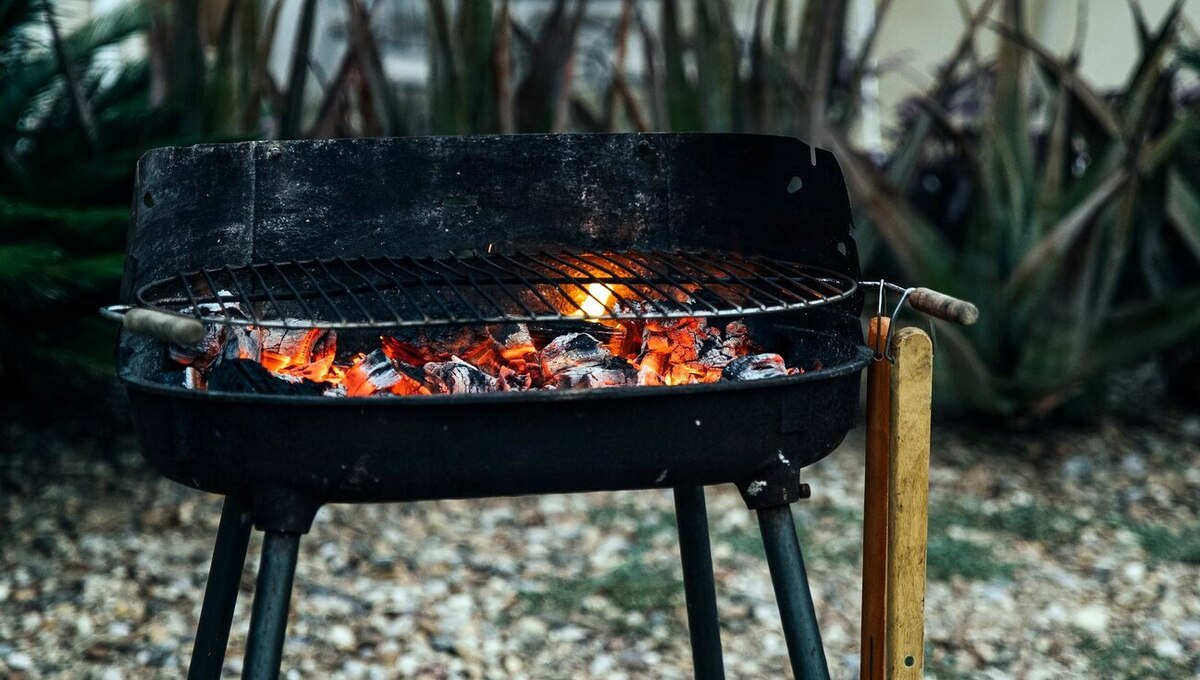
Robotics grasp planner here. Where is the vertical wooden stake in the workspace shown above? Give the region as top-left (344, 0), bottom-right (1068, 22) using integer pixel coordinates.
top-left (886, 327), bottom-right (933, 678)
top-left (860, 316), bottom-right (890, 680)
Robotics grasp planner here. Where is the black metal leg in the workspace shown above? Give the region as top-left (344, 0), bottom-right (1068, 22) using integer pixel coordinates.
top-left (673, 486), bottom-right (726, 680)
top-left (188, 496), bottom-right (252, 680)
top-left (243, 531), bottom-right (301, 680)
top-left (757, 505), bottom-right (830, 680)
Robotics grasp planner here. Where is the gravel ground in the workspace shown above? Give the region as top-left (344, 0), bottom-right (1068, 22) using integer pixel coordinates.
top-left (2, 411), bottom-right (1199, 679)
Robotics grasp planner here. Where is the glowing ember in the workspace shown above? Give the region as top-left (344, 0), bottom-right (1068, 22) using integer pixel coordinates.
top-left (173, 297), bottom-right (806, 396)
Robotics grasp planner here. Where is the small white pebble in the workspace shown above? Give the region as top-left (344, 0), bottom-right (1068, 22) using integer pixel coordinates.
top-left (1154, 638), bottom-right (1184, 660)
top-left (7, 652), bottom-right (32, 671)
top-left (328, 624), bottom-right (357, 652)
top-left (1071, 605), bottom-right (1108, 635)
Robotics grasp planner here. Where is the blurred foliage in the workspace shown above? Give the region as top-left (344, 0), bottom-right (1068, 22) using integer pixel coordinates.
top-left (3, 0), bottom-right (1199, 420)
top-left (0, 0), bottom-right (163, 407)
top-left (829, 0), bottom-right (1200, 417)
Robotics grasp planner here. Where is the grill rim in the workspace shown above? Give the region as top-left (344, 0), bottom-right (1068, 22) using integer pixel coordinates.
top-left (129, 249), bottom-right (859, 331)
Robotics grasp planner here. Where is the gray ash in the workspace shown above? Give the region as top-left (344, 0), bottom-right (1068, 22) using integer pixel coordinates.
top-left (425, 357), bottom-right (500, 394)
top-left (721, 353), bottom-right (789, 381)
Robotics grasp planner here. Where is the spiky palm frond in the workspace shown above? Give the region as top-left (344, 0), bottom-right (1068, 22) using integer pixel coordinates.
top-left (1, 1), bottom-right (154, 388)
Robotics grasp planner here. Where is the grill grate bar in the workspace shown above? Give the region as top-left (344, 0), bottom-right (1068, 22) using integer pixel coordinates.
top-left (218, 265), bottom-right (260, 323)
top-left (246, 264), bottom-right (290, 329)
top-left (675, 251), bottom-right (781, 310)
top-left (134, 250), bottom-right (857, 330)
top-left (337, 257), bottom-right (404, 324)
top-left (641, 251), bottom-right (745, 314)
top-left (440, 255), bottom-right (515, 320)
top-left (495, 253), bottom-right (588, 316)
top-left (197, 268), bottom-right (235, 324)
top-left (581, 250), bottom-right (676, 316)
top-left (449, 254), bottom-right (541, 319)
top-left (316, 258), bottom-right (376, 323)
top-left (268, 261), bottom-right (321, 321)
top-left (538, 250), bottom-right (635, 316)
top-left (294, 260), bottom-right (349, 323)
top-left (607, 251), bottom-right (719, 314)
top-left (360, 257), bottom-right (433, 323)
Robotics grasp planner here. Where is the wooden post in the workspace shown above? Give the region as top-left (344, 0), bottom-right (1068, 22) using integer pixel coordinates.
top-left (886, 327), bottom-right (933, 678)
top-left (860, 316), bottom-right (890, 680)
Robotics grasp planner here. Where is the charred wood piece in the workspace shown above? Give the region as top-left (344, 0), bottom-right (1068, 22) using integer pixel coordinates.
top-left (721, 353), bottom-right (788, 381)
top-left (425, 357), bottom-right (500, 394)
top-left (554, 356), bottom-right (637, 389)
top-left (206, 358), bottom-right (326, 396)
top-left (168, 296), bottom-right (253, 368)
top-left (343, 349), bottom-right (425, 397)
top-left (540, 333), bottom-right (610, 375)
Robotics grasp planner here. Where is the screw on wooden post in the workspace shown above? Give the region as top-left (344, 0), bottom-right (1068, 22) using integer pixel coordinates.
top-left (886, 326), bottom-right (933, 679)
top-left (860, 315), bottom-right (890, 680)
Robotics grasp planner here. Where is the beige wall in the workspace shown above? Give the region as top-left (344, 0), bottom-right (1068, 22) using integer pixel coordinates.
top-left (872, 0), bottom-right (1200, 128)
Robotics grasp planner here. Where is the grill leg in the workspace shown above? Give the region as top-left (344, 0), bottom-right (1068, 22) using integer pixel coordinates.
top-left (673, 486), bottom-right (726, 680)
top-left (188, 496), bottom-right (252, 680)
top-left (243, 531), bottom-right (301, 680)
top-left (757, 504), bottom-right (830, 680)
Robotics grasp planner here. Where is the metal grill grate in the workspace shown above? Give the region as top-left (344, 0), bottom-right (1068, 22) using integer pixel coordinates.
top-left (133, 250), bottom-right (858, 330)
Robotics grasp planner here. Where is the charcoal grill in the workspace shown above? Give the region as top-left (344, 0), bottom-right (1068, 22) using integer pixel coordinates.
top-left (105, 134), bottom-right (971, 679)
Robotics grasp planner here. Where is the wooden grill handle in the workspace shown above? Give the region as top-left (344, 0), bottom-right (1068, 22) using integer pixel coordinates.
top-left (886, 327), bottom-right (933, 679)
top-left (860, 316), bottom-right (891, 680)
top-left (908, 288), bottom-right (978, 326)
top-left (123, 308), bottom-right (206, 346)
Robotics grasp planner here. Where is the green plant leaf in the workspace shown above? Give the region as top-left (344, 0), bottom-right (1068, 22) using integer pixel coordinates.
top-left (0, 0), bottom-right (149, 130)
top-left (1005, 170), bottom-right (1129, 300)
top-left (990, 21), bottom-right (1122, 142)
top-left (1166, 170), bottom-right (1200, 263)
top-left (1082, 285), bottom-right (1200, 374)
top-left (829, 132), bottom-right (956, 288)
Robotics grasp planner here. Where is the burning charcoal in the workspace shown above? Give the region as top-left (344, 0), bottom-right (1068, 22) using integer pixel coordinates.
top-left (343, 349), bottom-right (425, 397)
top-left (458, 338), bottom-right (503, 373)
top-left (526, 321), bottom-right (623, 351)
top-left (168, 296), bottom-right (253, 366)
top-left (173, 322), bottom-right (261, 372)
top-left (540, 333), bottom-right (611, 375)
top-left (425, 357), bottom-right (500, 394)
top-left (488, 323), bottom-right (536, 358)
top-left (498, 365), bottom-right (533, 391)
top-left (381, 336), bottom-right (433, 365)
top-left (721, 353), bottom-right (788, 381)
top-left (554, 356), bottom-right (638, 389)
top-left (217, 328), bottom-right (263, 363)
top-left (206, 358), bottom-right (325, 396)
top-left (698, 320), bottom-right (752, 369)
top-left (666, 318), bottom-right (705, 364)
top-left (637, 365), bottom-right (664, 386)
top-left (667, 361), bottom-right (719, 385)
top-left (414, 326), bottom-right (490, 357)
top-left (183, 366), bottom-right (204, 390)
top-left (260, 326), bottom-right (336, 368)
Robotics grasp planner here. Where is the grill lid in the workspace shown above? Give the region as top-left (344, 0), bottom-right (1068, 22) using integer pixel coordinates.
top-left (122, 249), bottom-right (858, 330)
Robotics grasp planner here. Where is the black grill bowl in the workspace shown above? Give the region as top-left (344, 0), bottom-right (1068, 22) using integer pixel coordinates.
top-left (119, 133), bottom-right (870, 531)
top-left (120, 327), bottom-right (869, 531)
